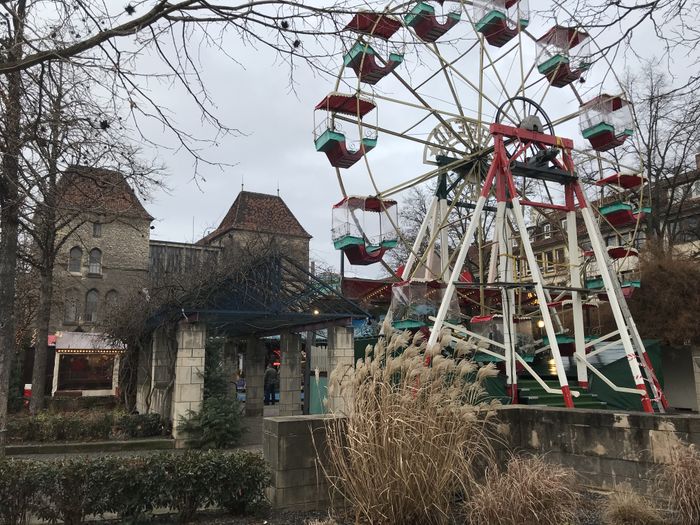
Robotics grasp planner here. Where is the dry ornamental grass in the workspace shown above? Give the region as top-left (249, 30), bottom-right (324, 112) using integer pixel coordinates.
top-left (601, 483), bottom-right (664, 525)
top-left (657, 442), bottom-right (700, 525)
top-left (321, 323), bottom-right (500, 525)
top-left (464, 455), bottom-right (582, 525)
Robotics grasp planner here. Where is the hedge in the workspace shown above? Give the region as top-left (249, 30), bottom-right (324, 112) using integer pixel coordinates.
top-left (6, 411), bottom-right (168, 443)
top-left (0, 450), bottom-right (271, 525)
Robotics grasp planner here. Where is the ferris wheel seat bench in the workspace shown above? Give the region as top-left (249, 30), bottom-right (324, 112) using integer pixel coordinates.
top-left (343, 44), bottom-right (404, 85)
top-left (475, 10), bottom-right (529, 47)
top-left (582, 122), bottom-right (633, 151)
top-left (597, 202), bottom-right (649, 227)
top-left (596, 173), bottom-right (647, 189)
top-left (595, 280), bottom-right (640, 301)
top-left (315, 130), bottom-right (377, 168)
top-left (405, 2), bottom-right (461, 43)
top-left (542, 334), bottom-right (576, 356)
top-left (332, 235), bottom-right (365, 250)
top-left (582, 245), bottom-right (639, 259)
top-left (342, 244), bottom-right (390, 265)
top-left (345, 11), bottom-right (402, 40)
top-left (537, 54), bottom-right (590, 87)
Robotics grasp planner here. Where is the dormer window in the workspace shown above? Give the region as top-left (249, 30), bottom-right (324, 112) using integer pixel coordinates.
top-left (543, 223), bottom-right (552, 239)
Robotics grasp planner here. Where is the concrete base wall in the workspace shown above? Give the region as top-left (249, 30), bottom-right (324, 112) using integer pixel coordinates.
top-left (263, 407), bottom-right (700, 510)
top-left (263, 415), bottom-right (336, 511)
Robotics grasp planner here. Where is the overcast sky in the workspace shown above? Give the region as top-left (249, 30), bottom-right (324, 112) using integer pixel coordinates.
top-left (131, 3), bottom-right (692, 279)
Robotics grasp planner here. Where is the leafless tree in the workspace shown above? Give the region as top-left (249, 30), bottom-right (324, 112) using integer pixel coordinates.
top-left (625, 65), bottom-right (700, 253)
top-left (0, 0), bottom-right (384, 451)
top-left (16, 60), bottom-right (161, 414)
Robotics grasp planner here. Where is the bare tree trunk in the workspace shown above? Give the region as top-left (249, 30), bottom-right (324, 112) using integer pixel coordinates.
top-left (0, 70), bottom-right (22, 454)
top-left (29, 271), bottom-right (53, 415)
top-left (0, 0), bottom-right (26, 455)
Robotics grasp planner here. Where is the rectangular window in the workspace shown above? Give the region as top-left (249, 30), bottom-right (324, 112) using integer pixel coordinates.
top-left (543, 223), bottom-right (552, 239)
top-left (93, 222), bottom-right (102, 238)
top-left (57, 354), bottom-right (114, 391)
top-left (561, 219), bottom-right (567, 232)
top-left (556, 248), bottom-right (565, 263)
top-left (545, 251), bottom-right (554, 273)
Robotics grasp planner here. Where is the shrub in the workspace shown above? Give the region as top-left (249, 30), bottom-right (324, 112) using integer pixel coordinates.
top-left (602, 484), bottom-right (663, 525)
top-left (158, 450), bottom-right (269, 522)
top-left (0, 459), bottom-right (41, 525)
top-left (658, 442), bottom-right (700, 525)
top-left (33, 456), bottom-right (121, 525)
top-left (114, 412), bottom-right (165, 439)
top-left (103, 455), bottom-right (167, 523)
top-left (179, 396), bottom-right (244, 449)
top-left (210, 451), bottom-right (272, 515)
top-left (6, 410), bottom-right (166, 443)
top-left (322, 328), bottom-right (499, 525)
top-left (0, 451), bottom-right (271, 524)
top-left (464, 455), bottom-right (581, 525)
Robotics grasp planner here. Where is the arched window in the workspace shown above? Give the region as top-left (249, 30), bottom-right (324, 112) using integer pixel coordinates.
top-left (85, 289), bottom-right (99, 323)
top-left (68, 247), bottom-right (82, 273)
top-left (64, 289), bottom-right (79, 323)
top-left (89, 248), bottom-right (102, 275)
top-left (105, 290), bottom-right (119, 309)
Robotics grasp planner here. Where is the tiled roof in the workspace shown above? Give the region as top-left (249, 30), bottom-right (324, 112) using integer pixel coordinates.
top-left (199, 191), bottom-right (311, 244)
top-left (56, 166), bottom-right (153, 220)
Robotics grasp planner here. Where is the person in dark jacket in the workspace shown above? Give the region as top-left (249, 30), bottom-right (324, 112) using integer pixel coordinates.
top-left (264, 364), bottom-right (278, 405)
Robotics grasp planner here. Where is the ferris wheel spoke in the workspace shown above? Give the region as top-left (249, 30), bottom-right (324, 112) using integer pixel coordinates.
top-left (388, 67), bottom-right (475, 151)
top-left (573, 148), bottom-right (641, 174)
top-left (378, 158), bottom-right (465, 198)
top-left (550, 108), bottom-right (585, 128)
top-left (406, 27), bottom-right (518, 127)
top-left (413, 40), bottom-right (481, 92)
top-left (361, 91), bottom-right (483, 125)
top-left (462, 8), bottom-right (523, 126)
top-left (333, 114), bottom-right (467, 156)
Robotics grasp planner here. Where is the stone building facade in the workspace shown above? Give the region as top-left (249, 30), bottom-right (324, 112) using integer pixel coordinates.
top-left (197, 190), bottom-right (311, 269)
top-left (45, 167), bottom-right (153, 396)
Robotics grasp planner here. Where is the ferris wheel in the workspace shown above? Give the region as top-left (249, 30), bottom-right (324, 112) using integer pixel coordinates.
top-left (312, 1), bottom-right (666, 413)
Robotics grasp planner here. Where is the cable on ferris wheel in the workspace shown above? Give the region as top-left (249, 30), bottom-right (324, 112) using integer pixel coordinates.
top-left (474, 0), bottom-right (529, 48)
top-left (404, 2), bottom-right (461, 43)
top-left (536, 26), bottom-right (591, 87)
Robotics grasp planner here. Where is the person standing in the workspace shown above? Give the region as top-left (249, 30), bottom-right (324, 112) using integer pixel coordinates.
top-left (264, 363), bottom-right (278, 405)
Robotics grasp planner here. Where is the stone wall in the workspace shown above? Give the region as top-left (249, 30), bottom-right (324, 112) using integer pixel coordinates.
top-left (498, 406), bottom-right (700, 493)
top-left (326, 327), bottom-right (354, 415)
top-left (51, 216), bottom-right (151, 333)
top-left (171, 322), bottom-right (206, 443)
top-left (263, 407), bottom-right (700, 510)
